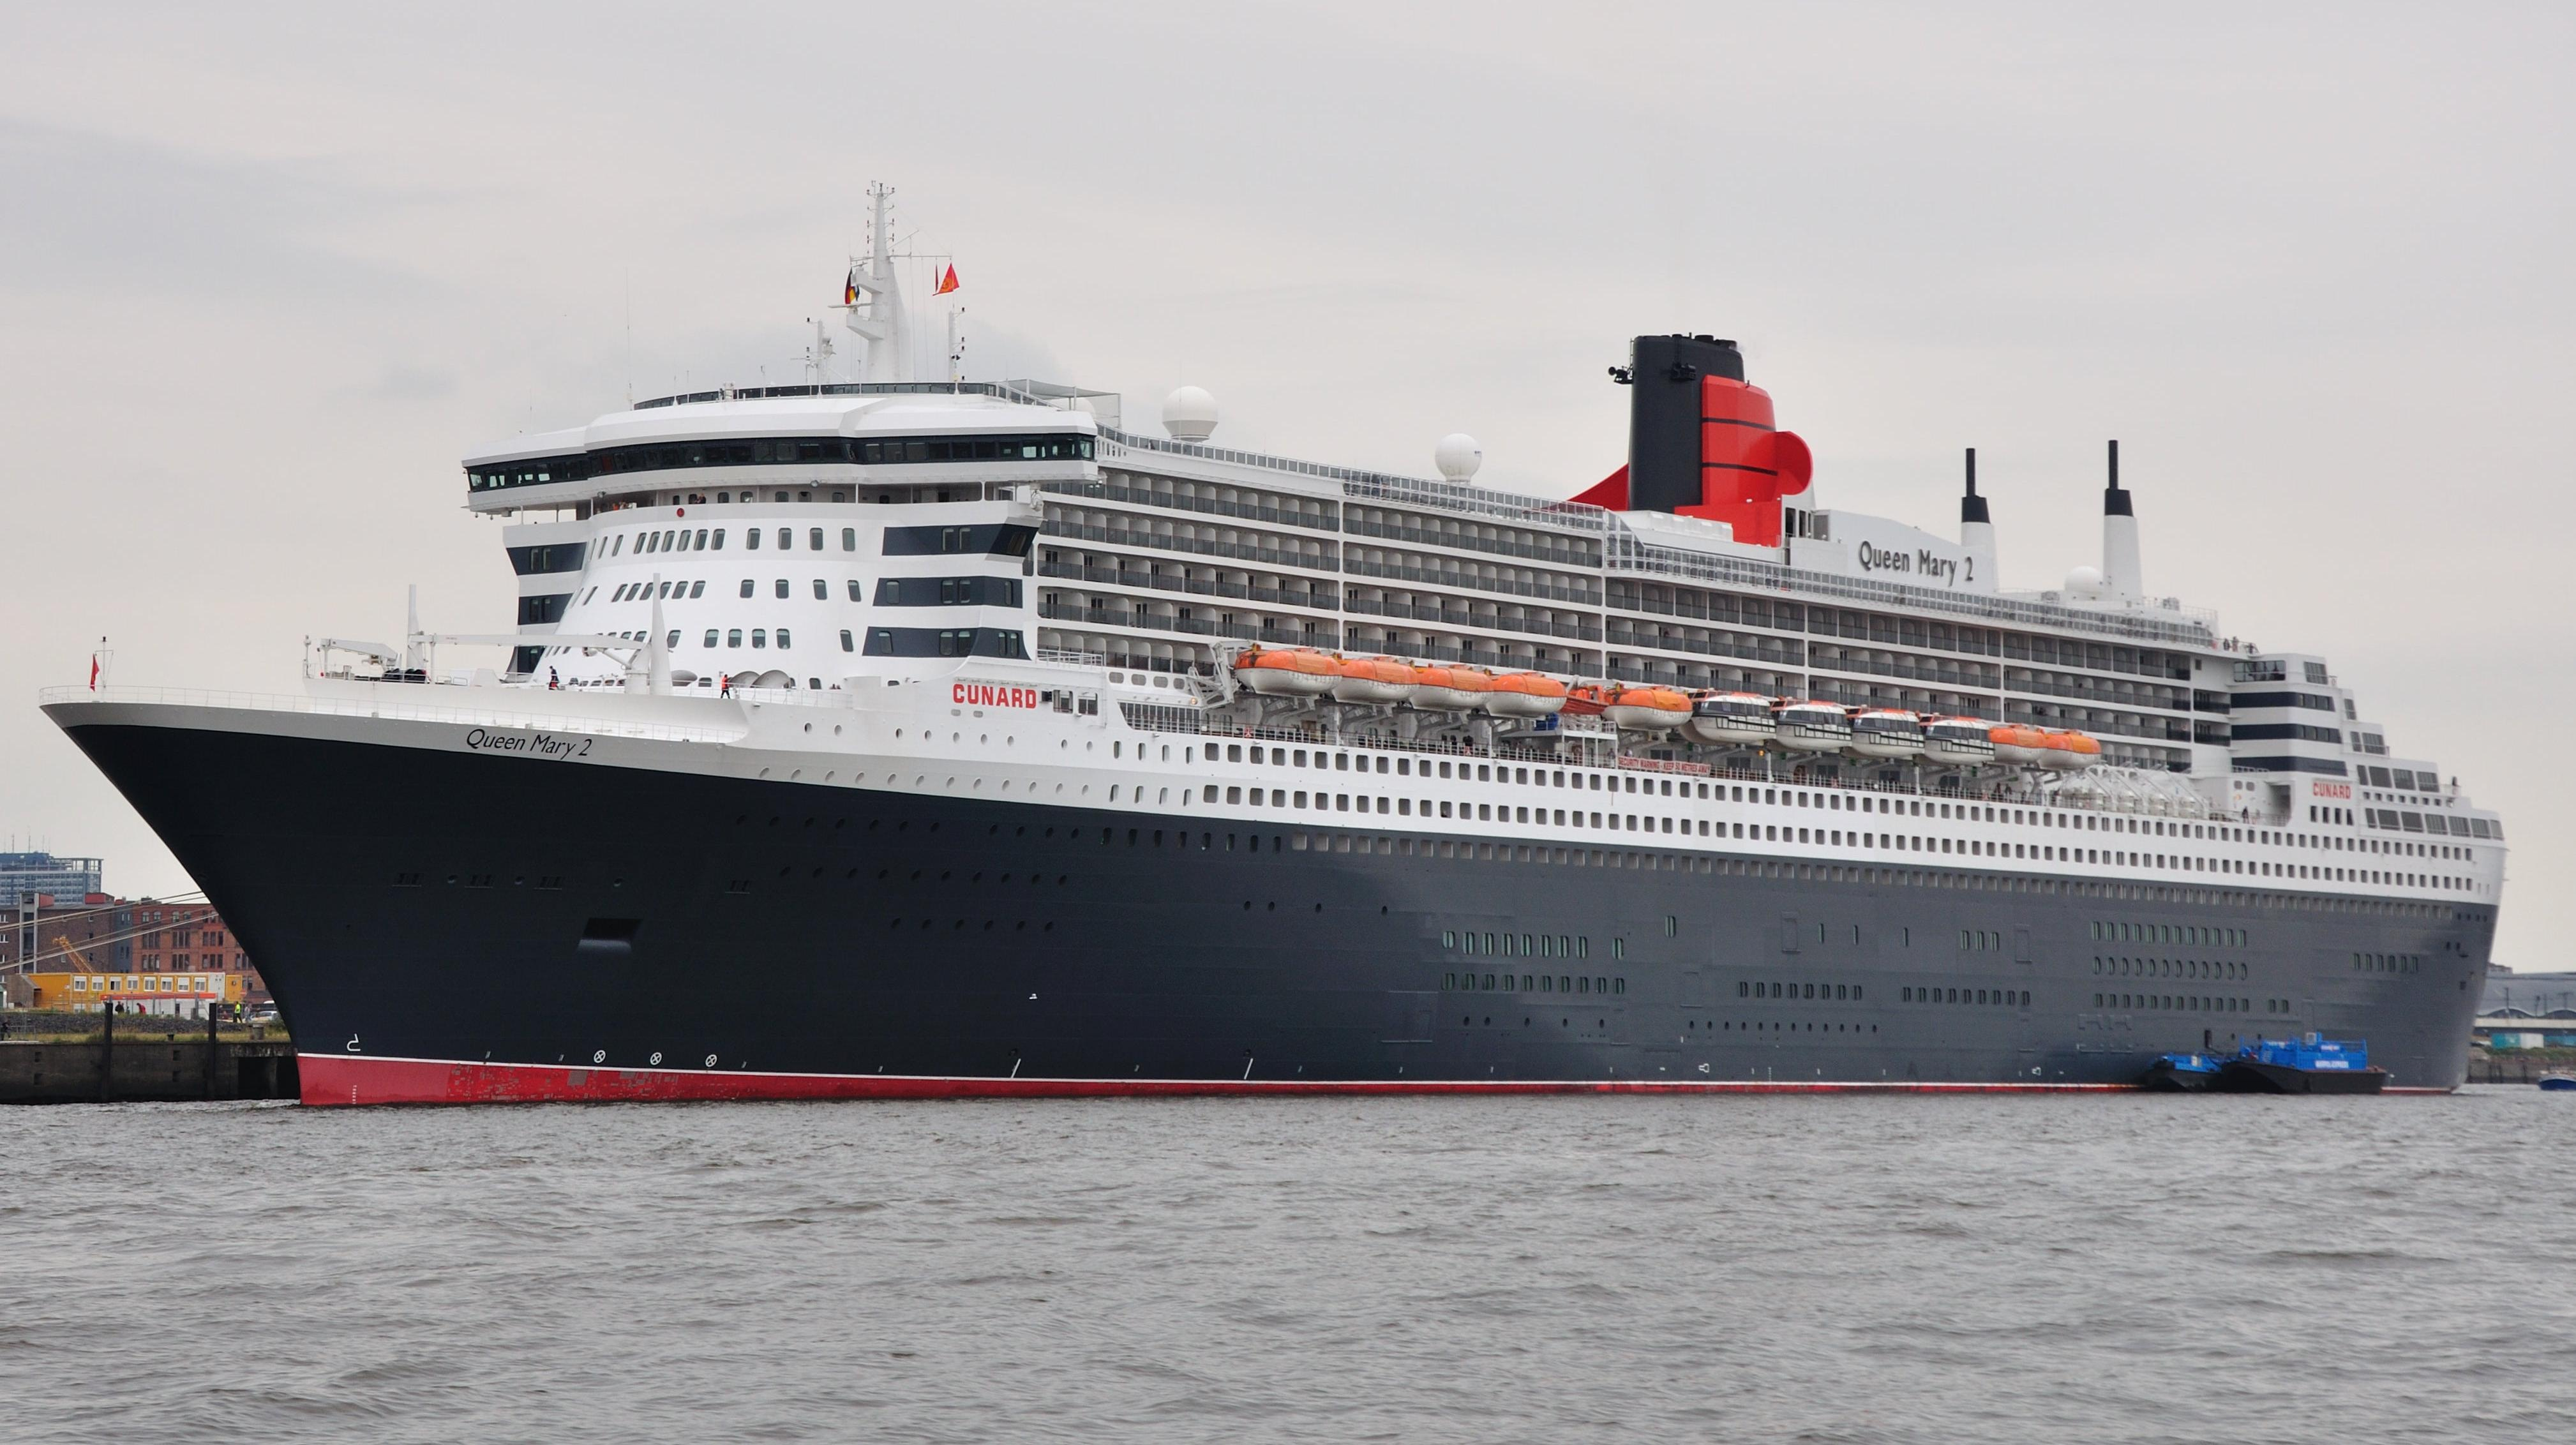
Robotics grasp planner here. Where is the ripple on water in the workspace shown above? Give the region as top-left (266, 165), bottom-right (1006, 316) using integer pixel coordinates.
top-left (3, 1093), bottom-right (2574, 1444)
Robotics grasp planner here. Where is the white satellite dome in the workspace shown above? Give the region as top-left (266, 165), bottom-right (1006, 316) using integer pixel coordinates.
top-left (2064, 564), bottom-right (2106, 597)
top-left (1162, 386), bottom-right (1219, 442)
top-left (1434, 433), bottom-right (1483, 483)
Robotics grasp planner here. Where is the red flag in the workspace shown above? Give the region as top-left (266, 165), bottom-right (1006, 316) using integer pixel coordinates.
top-left (934, 264), bottom-right (960, 296)
top-left (88, 654), bottom-right (99, 691)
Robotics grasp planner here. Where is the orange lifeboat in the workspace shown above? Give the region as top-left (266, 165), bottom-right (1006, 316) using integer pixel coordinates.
top-left (1483, 671), bottom-right (1569, 719)
top-left (1988, 723), bottom-right (2049, 767)
top-left (2039, 729), bottom-right (2101, 770)
top-left (1231, 645), bottom-right (1337, 698)
top-left (1603, 685), bottom-right (1691, 732)
top-left (1410, 664), bottom-right (1494, 712)
top-left (1328, 654), bottom-right (1416, 705)
top-left (1562, 682), bottom-right (1612, 717)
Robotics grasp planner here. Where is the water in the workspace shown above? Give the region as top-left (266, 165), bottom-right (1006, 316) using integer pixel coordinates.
top-left (4, 1093), bottom-right (2572, 1444)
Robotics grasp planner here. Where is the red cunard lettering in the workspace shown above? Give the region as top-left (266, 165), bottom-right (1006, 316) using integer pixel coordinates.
top-left (950, 683), bottom-right (1037, 708)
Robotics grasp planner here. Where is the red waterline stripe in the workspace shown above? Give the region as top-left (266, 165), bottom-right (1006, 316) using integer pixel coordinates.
top-left (299, 1054), bottom-right (2193, 1107)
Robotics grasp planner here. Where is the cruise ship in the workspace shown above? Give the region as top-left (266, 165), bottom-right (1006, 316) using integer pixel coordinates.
top-left (44, 195), bottom-right (2502, 1103)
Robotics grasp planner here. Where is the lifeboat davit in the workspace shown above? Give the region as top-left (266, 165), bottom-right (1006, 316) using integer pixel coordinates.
top-left (1848, 708), bottom-right (1926, 761)
top-left (1684, 691), bottom-right (1778, 746)
top-left (1232, 645), bottom-right (1337, 698)
top-left (1772, 700), bottom-right (1853, 752)
top-left (2039, 730), bottom-right (2101, 771)
top-left (1484, 671), bottom-right (1569, 719)
top-left (1922, 715), bottom-right (1998, 768)
top-left (1328, 654), bottom-right (1416, 705)
top-left (1411, 665), bottom-right (1493, 712)
top-left (1603, 685), bottom-right (1691, 733)
top-left (1988, 723), bottom-right (2050, 767)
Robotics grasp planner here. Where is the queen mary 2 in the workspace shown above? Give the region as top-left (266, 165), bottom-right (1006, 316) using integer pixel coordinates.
top-left (43, 198), bottom-right (2502, 1104)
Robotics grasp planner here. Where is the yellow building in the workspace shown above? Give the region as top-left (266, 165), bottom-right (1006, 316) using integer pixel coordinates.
top-left (15, 970), bottom-right (243, 1017)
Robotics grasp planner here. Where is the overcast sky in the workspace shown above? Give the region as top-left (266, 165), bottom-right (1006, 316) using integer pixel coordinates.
top-left (3, 2), bottom-right (2569, 963)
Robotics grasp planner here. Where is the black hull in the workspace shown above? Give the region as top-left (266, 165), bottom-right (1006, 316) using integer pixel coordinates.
top-left (54, 713), bottom-right (2489, 1104)
top-left (2215, 1060), bottom-right (2391, 1095)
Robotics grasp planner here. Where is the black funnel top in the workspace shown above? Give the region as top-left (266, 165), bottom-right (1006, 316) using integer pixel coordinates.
top-left (1961, 447), bottom-right (1989, 525)
top-left (1625, 334), bottom-right (1746, 514)
top-left (2104, 438), bottom-right (2132, 517)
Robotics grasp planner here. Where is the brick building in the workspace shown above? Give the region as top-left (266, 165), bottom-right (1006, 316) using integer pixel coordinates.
top-left (3, 894), bottom-right (271, 1011)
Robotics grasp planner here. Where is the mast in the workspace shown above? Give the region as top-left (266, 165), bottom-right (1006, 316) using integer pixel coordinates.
top-left (841, 183), bottom-right (911, 384)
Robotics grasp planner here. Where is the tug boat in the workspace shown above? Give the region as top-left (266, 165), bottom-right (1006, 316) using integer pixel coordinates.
top-left (1684, 691), bottom-right (1778, 747)
top-left (2214, 1036), bottom-right (2389, 1095)
top-left (2143, 1052), bottom-right (2222, 1091)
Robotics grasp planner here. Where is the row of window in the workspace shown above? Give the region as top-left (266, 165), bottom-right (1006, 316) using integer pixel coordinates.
top-left (2368, 807), bottom-right (2494, 839)
top-left (508, 543), bottom-right (588, 575)
top-left (615, 580), bottom-right (708, 602)
top-left (1960, 929), bottom-right (2005, 952)
top-left (2355, 953), bottom-right (2420, 973)
top-left (2094, 957), bottom-right (2247, 980)
top-left (2234, 723), bottom-right (2344, 744)
top-left (1442, 972), bottom-right (1624, 994)
top-left (1904, 987), bottom-right (2030, 1005)
top-left (604, 525), bottom-right (850, 557)
top-left (66, 974), bottom-right (222, 994)
top-left (1742, 980), bottom-right (1864, 1001)
top-left (594, 576), bottom-right (1024, 610)
top-left (876, 576), bottom-right (1021, 607)
top-left (1442, 930), bottom-right (1594, 959)
top-left (1188, 749), bottom-right (2337, 854)
top-left (568, 523), bottom-right (1039, 580)
top-left (2093, 920), bottom-right (2247, 947)
top-left (861, 627), bottom-right (1030, 659)
top-left (466, 433), bottom-right (1094, 490)
top-left (2091, 993), bottom-right (2252, 1013)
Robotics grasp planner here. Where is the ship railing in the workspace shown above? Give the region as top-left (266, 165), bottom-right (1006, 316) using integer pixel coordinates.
top-left (1168, 712), bottom-right (2225, 817)
top-left (1617, 755), bottom-right (1711, 777)
top-left (40, 685), bottom-right (741, 744)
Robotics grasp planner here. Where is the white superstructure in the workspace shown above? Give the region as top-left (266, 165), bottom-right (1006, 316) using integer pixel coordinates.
top-left (391, 214), bottom-right (2504, 922)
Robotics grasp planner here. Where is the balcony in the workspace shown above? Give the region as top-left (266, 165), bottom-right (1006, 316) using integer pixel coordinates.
top-left (1042, 480), bottom-right (1341, 534)
top-left (1345, 595), bottom-right (1601, 642)
top-left (1603, 625), bottom-right (1802, 669)
top-left (1340, 555), bottom-right (1601, 605)
top-left (1036, 560), bottom-right (1337, 610)
top-left (1038, 602), bottom-right (1337, 649)
top-left (1040, 518), bottom-right (1334, 571)
top-left (1340, 516), bottom-right (1598, 569)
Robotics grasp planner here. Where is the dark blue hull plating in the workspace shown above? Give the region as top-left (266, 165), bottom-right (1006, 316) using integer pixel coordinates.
top-left (57, 719), bottom-right (2490, 1096)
